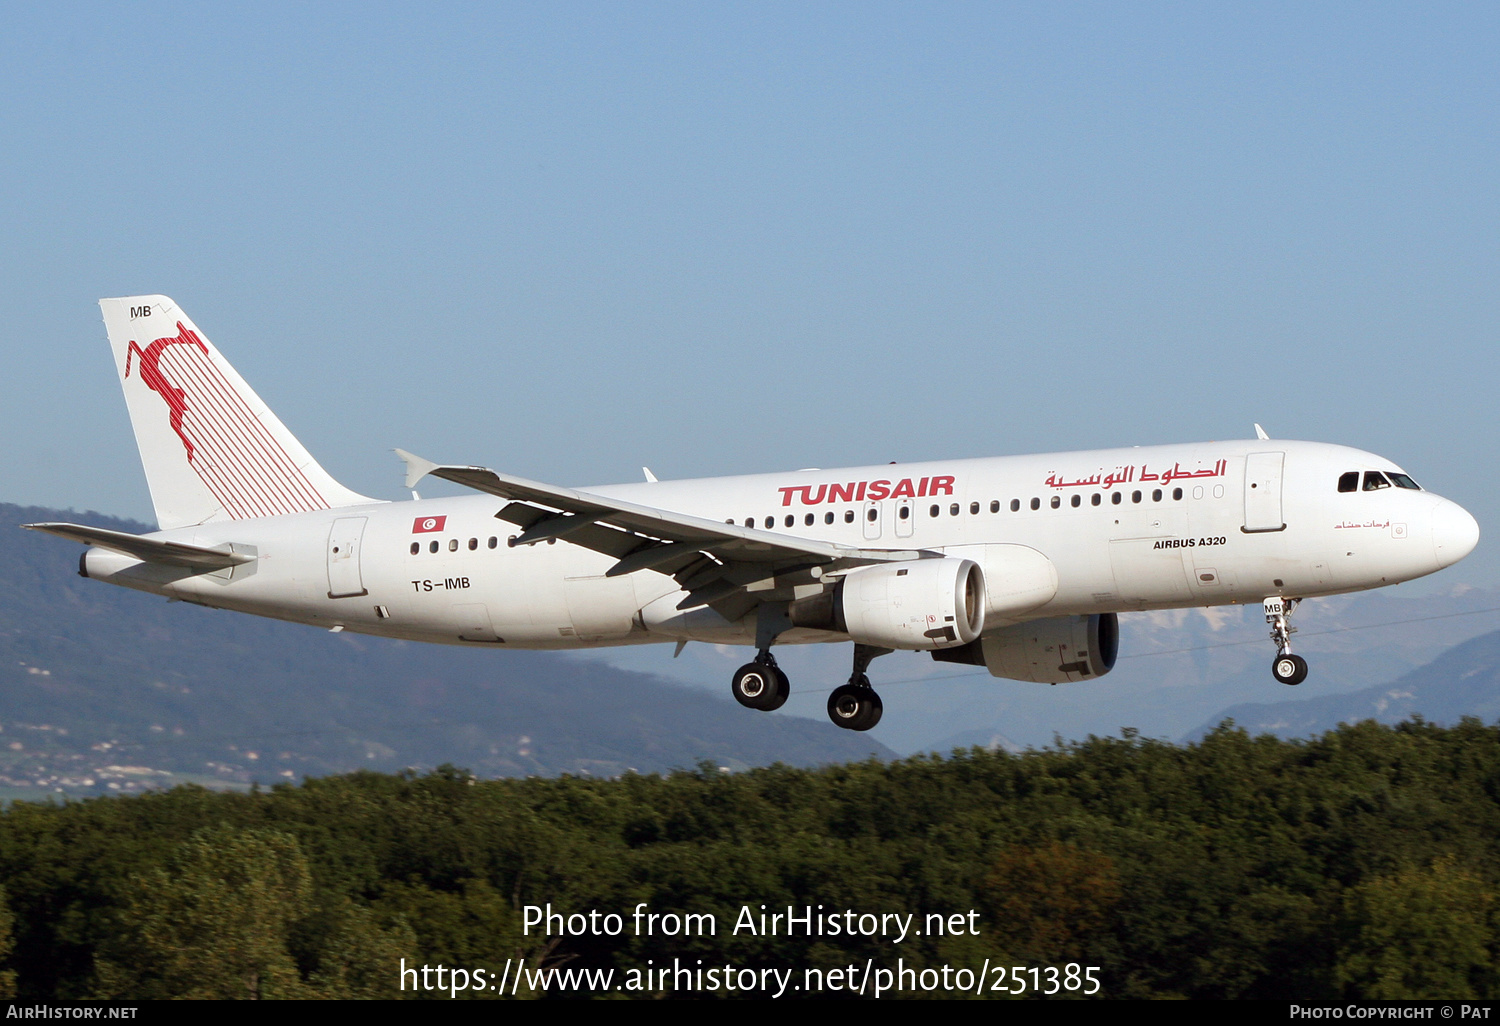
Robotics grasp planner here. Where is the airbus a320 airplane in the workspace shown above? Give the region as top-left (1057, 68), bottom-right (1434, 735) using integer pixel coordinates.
top-left (26, 297), bottom-right (1480, 732)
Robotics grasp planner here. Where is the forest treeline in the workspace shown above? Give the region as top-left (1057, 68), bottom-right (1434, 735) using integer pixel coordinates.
top-left (0, 717), bottom-right (1496, 1000)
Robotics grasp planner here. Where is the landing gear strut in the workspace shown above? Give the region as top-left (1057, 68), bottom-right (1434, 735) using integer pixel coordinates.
top-left (827, 644), bottom-right (891, 732)
top-left (1265, 597), bottom-right (1308, 686)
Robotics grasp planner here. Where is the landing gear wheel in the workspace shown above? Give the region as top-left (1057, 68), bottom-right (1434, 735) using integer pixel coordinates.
top-left (763, 667), bottom-right (791, 711)
top-left (827, 682), bottom-right (883, 731)
top-left (732, 662), bottom-right (789, 711)
top-left (732, 663), bottom-right (775, 710)
top-left (1272, 653), bottom-right (1308, 686)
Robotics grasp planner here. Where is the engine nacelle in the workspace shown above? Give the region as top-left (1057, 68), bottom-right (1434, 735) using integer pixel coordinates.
top-left (932, 613), bottom-right (1119, 683)
top-left (790, 558), bottom-right (985, 651)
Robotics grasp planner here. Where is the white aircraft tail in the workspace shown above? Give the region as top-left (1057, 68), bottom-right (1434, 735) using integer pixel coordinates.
top-left (99, 295), bottom-right (376, 529)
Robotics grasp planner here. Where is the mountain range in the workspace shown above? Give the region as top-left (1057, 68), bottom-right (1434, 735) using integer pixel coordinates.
top-left (1190, 626), bottom-right (1500, 740)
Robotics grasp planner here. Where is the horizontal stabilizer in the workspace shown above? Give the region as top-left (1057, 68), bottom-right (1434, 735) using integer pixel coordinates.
top-left (22, 523), bottom-right (254, 570)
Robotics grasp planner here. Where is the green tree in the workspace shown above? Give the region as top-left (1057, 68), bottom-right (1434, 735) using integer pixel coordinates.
top-left (0, 884), bottom-right (17, 998)
top-left (94, 824), bottom-right (314, 999)
top-left (303, 900), bottom-right (417, 999)
top-left (1335, 856), bottom-right (1498, 999)
top-left (982, 841), bottom-right (1121, 964)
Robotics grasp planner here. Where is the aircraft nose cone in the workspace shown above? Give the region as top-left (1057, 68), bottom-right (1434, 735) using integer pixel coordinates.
top-left (1433, 498), bottom-right (1480, 569)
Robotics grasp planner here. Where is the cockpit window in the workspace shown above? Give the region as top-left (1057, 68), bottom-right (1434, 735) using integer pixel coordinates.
top-left (1388, 473), bottom-right (1421, 490)
top-left (1363, 471), bottom-right (1392, 491)
top-left (1338, 472), bottom-right (1359, 493)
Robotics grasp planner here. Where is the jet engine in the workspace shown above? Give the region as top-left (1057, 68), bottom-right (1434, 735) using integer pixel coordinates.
top-left (932, 613), bottom-right (1119, 683)
top-left (789, 558), bottom-right (985, 650)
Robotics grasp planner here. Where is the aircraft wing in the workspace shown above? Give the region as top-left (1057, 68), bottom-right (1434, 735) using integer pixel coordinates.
top-left (22, 523), bottom-right (254, 570)
top-left (397, 450), bottom-right (923, 612)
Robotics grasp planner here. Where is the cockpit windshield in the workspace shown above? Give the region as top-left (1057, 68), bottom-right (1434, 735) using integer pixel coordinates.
top-left (1339, 470), bottom-right (1421, 492)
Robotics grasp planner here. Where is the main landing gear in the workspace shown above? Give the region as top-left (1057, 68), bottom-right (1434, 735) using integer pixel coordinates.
top-left (827, 643), bottom-right (891, 732)
top-left (727, 641), bottom-right (891, 732)
top-left (731, 655), bottom-right (789, 712)
top-left (1265, 596), bottom-right (1309, 686)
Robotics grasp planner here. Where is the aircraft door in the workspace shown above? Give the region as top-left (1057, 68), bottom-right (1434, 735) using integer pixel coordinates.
top-left (1243, 452), bottom-right (1286, 533)
top-left (862, 500), bottom-right (882, 540)
top-left (326, 517), bottom-right (369, 598)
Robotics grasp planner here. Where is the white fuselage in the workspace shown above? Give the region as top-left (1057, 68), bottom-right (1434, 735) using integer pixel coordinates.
top-left (82, 438), bottom-right (1478, 654)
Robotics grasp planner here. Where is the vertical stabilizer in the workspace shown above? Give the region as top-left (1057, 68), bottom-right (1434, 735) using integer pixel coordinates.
top-left (100, 295), bottom-right (376, 529)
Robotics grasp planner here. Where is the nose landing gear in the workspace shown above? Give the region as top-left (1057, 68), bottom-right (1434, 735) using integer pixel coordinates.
top-left (1265, 597), bottom-right (1308, 685)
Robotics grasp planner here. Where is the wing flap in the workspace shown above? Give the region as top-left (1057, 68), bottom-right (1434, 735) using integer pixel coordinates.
top-left (22, 523), bottom-right (254, 570)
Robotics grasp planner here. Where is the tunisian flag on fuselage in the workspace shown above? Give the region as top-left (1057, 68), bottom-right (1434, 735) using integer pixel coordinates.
top-left (412, 516), bottom-right (447, 534)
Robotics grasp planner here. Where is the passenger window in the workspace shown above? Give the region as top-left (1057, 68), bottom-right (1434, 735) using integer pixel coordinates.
top-left (410, 542), bottom-right (419, 555)
top-left (1030, 497), bottom-right (1040, 511)
top-left (449, 539), bottom-right (459, 551)
top-left (949, 503), bottom-right (960, 516)
top-left (990, 500), bottom-right (1000, 513)
top-left (970, 501), bottom-right (979, 515)
top-left (765, 516), bottom-right (774, 529)
top-left (744, 518), bottom-right (754, 528)
top-left (867, 508), bottom-right (878, 522)
top-left (429, 540), bottom-right (439, 553)
top-left (825, 511), bottom-right (835, 524)
top-left (1152, 489), bottom-right (1162, 502)
top-left (1010, 499), bottom-right (1020, 512)
top-left (1338, 471), bottom-right (1359, 493)
top-left (845, 510), bottom-right (855, 523)
top-left (1363, 471), bottom-right (1391, 491)
top-left (1132, 491), bottom-right (1142, 504)
top-left (468, 538), bottom-right (478, 550)
top-left (785, 515), bottom-right (795, 527)
top-left (488, 537), bottom-right (497, 548)
top-left (1112, 492), bottom-right (1122, 505)
top-left (1092, 493), bottom-right (1102, 506)
top-left (804, 513), bottom-right (815, 526)
top-left (898, 506), bottom-right (910, 520)
top-left (1173, 488), bottom-right (1182, 501)
top-left (1071, 494), bottom-right (1081, 507)
top-left (930, 505), bottom-right (940, 518)
top-left (1389, 473), bottom-right (1421, 490)
top-left (1050, 496), bottom-right (1060, 509)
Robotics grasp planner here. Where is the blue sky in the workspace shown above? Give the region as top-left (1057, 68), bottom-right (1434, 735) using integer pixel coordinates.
top-left (4, 2), bottom-right (1498, 584)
